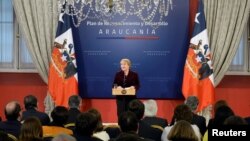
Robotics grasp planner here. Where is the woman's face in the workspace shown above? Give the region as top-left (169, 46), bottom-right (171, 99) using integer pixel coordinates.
top-left (120, 61), bottom-right (129, 71)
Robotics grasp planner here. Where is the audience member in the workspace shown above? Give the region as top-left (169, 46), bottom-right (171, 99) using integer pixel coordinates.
top-left (67, 95), bottom-right (82, 124)
top-left (129, 99), bottom-right (162, 141)
top-left (0, 101), bottom-right (22, 137)
top-left (161, 104), bottom-right (201, 141)
top-left (19, 117), bottom-right (43, 141)
top-left (167, 120), bottom-right (198, 141)
top-left (52, 134), bottom-right (76, 141)
top-left (118, 111), bottom-right (153, 141)
top-left (209, 105), bottom-right (234, 128)
top-left (43, 106), bottom-right (72, 137)
top-left (244, 116), bottom-right (250, 125)
top-left (114, 133), bottom-right (140, 141)
top-left (142, 99), bottom-right (168, 128)
top-left (22, 95), bottom-right (50, 125)
top-left (224, 115), bottom-right (247, 125)
top-left (184, 96), bottom-right (206, 135)
top-left (88, 108), bottom-right (110, 141)
top-left (207, 100), bottom-right (228, 128)
top-left (73, 112), bottom-right (102, 141)
top-left (203, 114), bottom-right (243, 141)
top-left (214, 100), bottom-right (228, 113)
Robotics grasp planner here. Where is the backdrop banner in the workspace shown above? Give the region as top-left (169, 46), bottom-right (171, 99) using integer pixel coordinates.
top-left (73, 0), bottom-right (189, 98)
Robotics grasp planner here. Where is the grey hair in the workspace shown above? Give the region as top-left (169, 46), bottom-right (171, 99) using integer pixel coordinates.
top-left (52, 134), bottom-right (76, 141)
top-left (184, 96), bottom-right (199, 111)
top-left (143, 99), bottom-right (158, 117)
top-left (68, 95), bottom-right (82, 109)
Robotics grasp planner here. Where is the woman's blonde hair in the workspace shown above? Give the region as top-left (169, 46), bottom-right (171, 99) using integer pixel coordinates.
top-left (167, 120), bottom-right (199, 141)
top-left (120, 58), bottom-right (131, 67)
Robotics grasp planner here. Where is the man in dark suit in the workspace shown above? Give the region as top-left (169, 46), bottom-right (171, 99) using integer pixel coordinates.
top-left (67, 95), bottom-right (82, 124)
top-left (117, 111), bottom-right (154, 141)
top-left (113, 59), bottom-right (140, 117)
top-left (0, 101), bottom-right (22, 137)
top-left (128, 99), bottom-right (162, 141)
top-left (142, 99), bottom-right (168, 128)
top-left (21, 95), bottom-right (50, 125)
top-left (185, 96), bottom-right (207, 135)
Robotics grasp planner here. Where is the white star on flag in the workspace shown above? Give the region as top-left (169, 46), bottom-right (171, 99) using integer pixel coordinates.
top-left (195, 55), bottom-right (202, 63)
top-left (61, 54), bottom-right (67, 62)
top-left (195, 13), bottom-right (200, 24)
top-left (59, 13), bottom-right (64, 23)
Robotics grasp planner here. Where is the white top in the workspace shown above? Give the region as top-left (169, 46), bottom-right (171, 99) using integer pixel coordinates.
top-left (93, 131), bottom-right (110, 141)
top-left (161, 124), bottom-right (201, 141)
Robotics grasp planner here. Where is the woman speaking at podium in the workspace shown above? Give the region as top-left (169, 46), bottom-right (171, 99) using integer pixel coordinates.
top-left (113, 58), bottom-right (140, 117)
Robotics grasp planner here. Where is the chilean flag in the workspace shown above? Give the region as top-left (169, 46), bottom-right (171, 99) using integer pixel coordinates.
top-left (48, 11), bottom-right (78, 107)
top-left (182, 0), bottom-right (215, 111)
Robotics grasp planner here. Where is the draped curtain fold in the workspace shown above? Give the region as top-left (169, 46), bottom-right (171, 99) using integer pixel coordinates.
top-left (204, 0), bottom-right (250, 86)
top-left (12, 0), bottom-right (58, 83)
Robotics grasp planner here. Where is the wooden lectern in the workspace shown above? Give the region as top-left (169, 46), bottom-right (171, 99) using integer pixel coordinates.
top-left (112, 88), bottom-right (136, 96)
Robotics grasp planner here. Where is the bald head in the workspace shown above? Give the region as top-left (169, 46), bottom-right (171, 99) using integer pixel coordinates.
top-left (5, 101), bottom-right (21, 120)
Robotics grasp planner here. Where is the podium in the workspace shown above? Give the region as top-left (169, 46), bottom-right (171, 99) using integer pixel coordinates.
top-left (112, 88), bottom-right (136, 96)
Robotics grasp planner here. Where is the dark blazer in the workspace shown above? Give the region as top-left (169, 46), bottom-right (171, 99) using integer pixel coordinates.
top-left (244, 117), bottom-right (250, 125)
top-left (191, 113), bottom-right (207, 135)
top-left (73, 134), bottom-right (103, 141)
top-left (67, 108), bottom-right (81, 123)
top-left (207, 118), bottom-right (214, 129)
top-left (142, 117), bottom-right (168, 128)
top-left (113, 70), bottom-right (140, 90)
top-left (116, 132), bottom-right (155, 141)
top-left (138, 120), bottom-right (162, 141)
top-left (0, 120), bottom-right (21, 137)
top-left (22, 108), bottom-right (50, 125)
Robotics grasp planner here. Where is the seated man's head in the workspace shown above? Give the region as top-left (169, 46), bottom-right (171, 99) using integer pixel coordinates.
top-left (5, 101), bottom-right (21, 121)
top-left (173, 104), bottom-right (193, 123)
top-left (118, 111), bottom-right (138, 133)
top-left (51, 106), bottom-right (69, 126)
top-left (24, 95), bottom-right (38, 110)
top-left (214, 100), bottom-right (228, 113)
top-left (128, 99), bottom-right (144, 120)
top-left (75, 112), bottom-right (98, 136)
top-left (68, 95), bottom-right (82, 109)
top-left (88, 108), bottom-right (103, 132)
top-left (184, 96), bottom-right (199, 112)
top-left (143, 99), bottom-right (158, 117)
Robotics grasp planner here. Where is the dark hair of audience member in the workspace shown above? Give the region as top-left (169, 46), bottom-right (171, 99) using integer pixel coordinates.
top-left (24, 95), bottom-right (38, 110)
top-left (115, 133), bottom-right (140, 141)
top-left (68, 95), bottom-right (81, 109)
top-left (167, 120), bottom-right (198, 141)
top-left (173, 104), bottom-right (193, 123)
top-left (214, 100), bottom-right (228, 113)
top-left (88, 108), bottom-right (104, 132)
top-left (5, 101), bottom-right (21, 121)
top-left (128, 99), bottom-right (145, 120)
top-left (224, 115), bottom-right (248, 125)
top-left (213, 105), bottom-right (234, 126)
top-left (75, 112), bottom-right (98, 136)
top-left (118, 111), bottom-right (138, 133)
top-left (19, 117), bottom-right (43, 141)
top-left (51, 106), bottom-right (69, 126)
